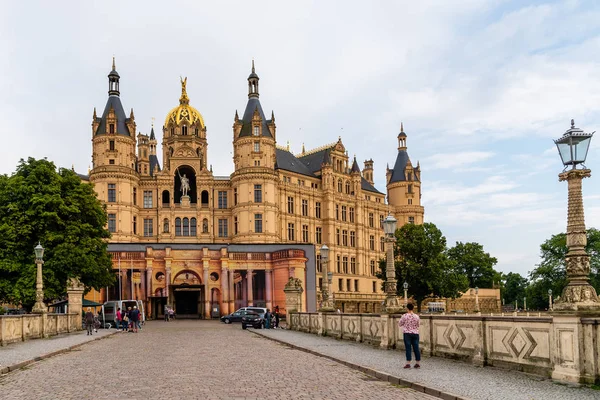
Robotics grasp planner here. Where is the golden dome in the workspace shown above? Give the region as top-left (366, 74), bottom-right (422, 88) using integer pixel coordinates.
top-left (164, 77), bottom-right (205, 128)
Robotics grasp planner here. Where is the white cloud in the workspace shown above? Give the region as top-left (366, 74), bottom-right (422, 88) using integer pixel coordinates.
top-left (423, 151), bottom-right (494, 170)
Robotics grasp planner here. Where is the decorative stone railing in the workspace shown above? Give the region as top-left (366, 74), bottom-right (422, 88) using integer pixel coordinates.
top-left (287, 312), bottom-right (600, 384)
top-left (0, 313), bottom-right (80, 346)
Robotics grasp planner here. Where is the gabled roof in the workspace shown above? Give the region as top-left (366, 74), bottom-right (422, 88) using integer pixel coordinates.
top-left (361, 177), bottom-right (383, 194)
top-left (297, 147), bottom-right (332, 175)
top-left (95, 95), bottom-right (130, 136)
top-left (149, 155), bottom-right (161, 177)
top-left (275, 148), bottom-right (315, 177)
top-left (239, 97), bottom-right (273, 138)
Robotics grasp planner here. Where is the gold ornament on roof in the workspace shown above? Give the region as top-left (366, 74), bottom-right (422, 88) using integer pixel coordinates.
top-left (164, 77), bottom-right (205, 129)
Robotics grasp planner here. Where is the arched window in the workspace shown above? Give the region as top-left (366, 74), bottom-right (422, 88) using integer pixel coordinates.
top-left (175, 218), bottom-right (182, 236)
top-left (190, 218), bottom-right (197, 236)
top-left (337, 180), bottom-right (343, 192)
top-left (183, 218), bottom-right (189, 236)
top-left (162, 190), bottom-right (170, 205)
top-left (345, 181), bottom-right (350, 194)
top-left (201, 190), bottom-right (209, 206)
top-left (182, 125), bottom-right (188, 136)
top-left (202, 218), bottom-right (209, 233)
top-left (163, 218), bottom-right (169, 233)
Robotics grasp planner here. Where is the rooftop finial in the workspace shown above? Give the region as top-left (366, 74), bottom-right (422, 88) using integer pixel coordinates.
top-left (571, 119), bottom-right (575, 128)
top-left (252, 59), bottom-right (255, 74)
top-left (151, 117), bottom-right (155, 127)
top-left (112, 56), bottom-right (116, 71)
top-left (287, 140), bottom-right (290, 151)
top-left (401, 121), bottom-right (404, 133)
top-left (179, 76), bottom-right (189, 104)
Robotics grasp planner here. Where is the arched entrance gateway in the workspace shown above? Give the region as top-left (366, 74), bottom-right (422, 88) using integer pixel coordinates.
top-left (172, 270), bottom-right (203, 318)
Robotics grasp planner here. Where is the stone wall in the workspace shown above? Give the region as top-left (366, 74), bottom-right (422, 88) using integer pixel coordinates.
top-left (288, 312), bottom-right (600, 384)
top-left (0, 313), bottom-right (80, 346)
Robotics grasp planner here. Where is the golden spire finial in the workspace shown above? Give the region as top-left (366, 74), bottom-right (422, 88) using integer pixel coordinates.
top-left (179, 76), bottom-right (189, 104)
top-left (112, 56), bottom-right (116, 70)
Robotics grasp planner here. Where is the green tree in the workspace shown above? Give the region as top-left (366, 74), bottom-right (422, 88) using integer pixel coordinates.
top-left (526, 228), bottom-right (600, 310)
top-left (447, 241), bottom-right (500, 288)
top-left (377, 222), bottom-right (469, 312)
top-left (0, 158), bottom-right (115, 309)
top-left (502, 272), bottom-right (528, 308)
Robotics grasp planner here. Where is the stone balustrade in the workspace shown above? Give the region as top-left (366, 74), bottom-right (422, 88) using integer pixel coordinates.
top-left (0, 313), bottom-right (80, 346)
top-left (288, 312), bottom-right (600, 384)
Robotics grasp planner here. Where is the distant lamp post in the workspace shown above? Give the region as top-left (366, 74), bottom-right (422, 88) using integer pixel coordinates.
top-left (548, 289), bottom-right (553, 311)
top-left (553, 119), bottom-right (600, 311)
top-left (403, 281), bottom-right (409, 307)
top-left (524, 297), bottom-right (527, 312)
top-left (32, 242), bottom-right (48, 314)
top-left (327, 271), bottom-right (334, 308)
top-left (475, 287), bottom-right (480, 313)
top-left (382, 214), bottom-right (402, 313)
top-left (319, 245), bottom-right (334, 312)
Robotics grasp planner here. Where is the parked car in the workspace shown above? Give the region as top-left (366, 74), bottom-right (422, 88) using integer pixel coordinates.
top-left (220, 310), bottom-right (247, 324)
top-left (241, 311), bottom-right (264, 329)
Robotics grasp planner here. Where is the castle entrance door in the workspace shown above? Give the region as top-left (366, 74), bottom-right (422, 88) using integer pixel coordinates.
top-left (174, 286), bottom-right (202, 318)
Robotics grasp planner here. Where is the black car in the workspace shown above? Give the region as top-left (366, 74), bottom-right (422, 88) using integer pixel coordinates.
top-left (241, 311), bottom-right (264, 329)
top-left (221, 310), bottom-right (247, 324)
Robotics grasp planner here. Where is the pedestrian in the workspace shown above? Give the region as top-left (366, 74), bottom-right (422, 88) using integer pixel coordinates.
top-left (116, 307), bottom-right (123, 331)
top-left (84, 307), bottom-right (94, 336)
top-left (130, 306), bottom-right (140, 333)
top-left (121, 308), bottom-right (129, 331)
top-left (264, 309), bottom-right (271, 329)
top-left (126, 307), bottom-right (133, 332)
top-left (274, 305), bottom-right (280, 329)
top-left (398, 303), bottom-right (421, 369)
top-left (168, 307), bottom-right (175, 320)
top-left (164, 304), bottom-right (169, 322)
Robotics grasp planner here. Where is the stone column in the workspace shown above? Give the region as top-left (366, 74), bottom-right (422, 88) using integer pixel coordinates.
top-left (221, 266), bottom-right (229, 315)
top-left (554, 168), bottom-right (600, 312)
top-left (32, 259), bottom-right (47, 314)
top-left (247, 269), bottom-right (254, 306)
top-left (242, 274), bottom-right (248, 305)
top-left (66, 278), bottom-right (85, 331)
top-left (229, 269), bottom-right (235, 311)
top-left (165, 262), bottom-right (172, 306)
top-left (203, 263), bottom-right (210, 318)
top-left (284, 277), bottom-right (304, 314)
top-left (146, 268), bottom-right (153, 298)
top-left (265, 270), bottom-right (273, 310)
top-left (384, 236), bottom-right (402, 314)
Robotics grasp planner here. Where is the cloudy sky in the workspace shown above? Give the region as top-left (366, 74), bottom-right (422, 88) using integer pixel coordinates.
top-left (1, 1), bottom-right (599, 278)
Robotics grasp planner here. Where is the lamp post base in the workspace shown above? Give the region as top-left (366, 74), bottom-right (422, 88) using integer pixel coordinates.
top-left (552, 283), bottom-right (600, 313)
top-left (32, 301), bottom-right (47, 314)
top-left (384, 295), bottom-right (404, 314)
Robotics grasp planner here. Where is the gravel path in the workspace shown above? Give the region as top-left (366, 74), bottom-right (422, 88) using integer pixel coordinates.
top-left (255, 328), bottom-right (599, 400)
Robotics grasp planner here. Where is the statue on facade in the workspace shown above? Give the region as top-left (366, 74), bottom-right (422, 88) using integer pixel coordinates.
top-left (177, 167), bottom-right (190, 197)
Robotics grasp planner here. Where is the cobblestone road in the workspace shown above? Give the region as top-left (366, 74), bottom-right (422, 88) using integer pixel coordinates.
top-left (0, 321), bottom-right (435, 400)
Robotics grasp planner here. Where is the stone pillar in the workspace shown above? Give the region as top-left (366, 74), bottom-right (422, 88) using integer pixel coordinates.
top-left (229, 269), bottom-right (235, 311)
top-left (32, 259), bottom-right (47, 314)
top-left (66, 278), bottom-right (85, 331)
top-left (203, 263), bottom-right (210, 319)
top-left (242, 274), bottom-right (248, 305)
top-left (379, 313), bottom-right (392, 349)
top-left (316, 312), bottom-right (325, 336)
top-left (384, 236), bottom-right (403, 314)
top-left (284, 277), bottom-right (304, 314)
top-left (265, 270), bottom-right (273, 310)
top-left (551, 315), bottom-right (584, 383)
top-left (247, 269), bottom-right (254, 307)
top-left (221, 266), bottom-right (229, 315)
top-left (146, 267), bottom-right (153, 298)
top-left (166, 263), bottom-right (172, 306)
top-left (554, 168), bottom-right (600, 312)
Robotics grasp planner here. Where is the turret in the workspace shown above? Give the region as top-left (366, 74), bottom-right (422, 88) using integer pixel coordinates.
top-left (363, 158), bottom-right (374, 185)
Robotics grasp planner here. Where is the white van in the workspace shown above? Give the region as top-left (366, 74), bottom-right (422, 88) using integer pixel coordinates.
top-left (103, 300), bottom-right (145, 327)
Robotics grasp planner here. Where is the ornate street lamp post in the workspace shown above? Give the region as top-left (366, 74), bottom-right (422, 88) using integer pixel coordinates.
top-left (475, 287), bottom-right (480, 313)
top-left (403, 281), bottom-right (409, 307)
top-left (548, 289), bottom-right (553, 311)
top-left (327, 271), bottom-right (334, 309)
top-left (32, 242), bottom-right (48, 314)
top-left (553, 119), bottom-right (599, 312)
top-left (383, 214), bottom-right (402, 313)
top-left (319, 245), bottom-right (334, 312)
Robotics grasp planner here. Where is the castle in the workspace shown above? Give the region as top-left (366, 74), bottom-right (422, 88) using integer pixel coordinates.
top-left (85, 59), bottom-right (424, 318)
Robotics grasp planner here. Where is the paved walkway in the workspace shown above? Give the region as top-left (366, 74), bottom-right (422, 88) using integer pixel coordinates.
top-left (254, 328), bottom-right (599, 400)
top-left (0, 328), bottom-right (115, 373)
top-left (0, 321), bottom-right (435, 400)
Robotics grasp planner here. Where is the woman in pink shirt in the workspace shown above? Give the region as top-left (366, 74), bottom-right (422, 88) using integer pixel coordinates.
top-left (398, 303), bottom-right (421, 369)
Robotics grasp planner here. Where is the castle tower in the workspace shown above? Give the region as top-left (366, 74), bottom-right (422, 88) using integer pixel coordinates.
top-left (90, 58), bottom-right (139, 241)
top-left (363, 158), bottom-right (374, 185)
top-left (137, 131), bottom-right (150, 176)
top-left (386, 123), bottom-right (424, 225)
top-left (162, 77), bottom-right (207, 205)
top-left (231, 61), bottom-right (279, 243)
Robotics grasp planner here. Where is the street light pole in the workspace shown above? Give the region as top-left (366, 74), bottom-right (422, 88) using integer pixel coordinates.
top-left (403, 281), bottom-right (408, 307)
top-left (548, 289), bottom-right (553, 311)
top-left (553, 119), bottom-right (600, 312)
top-left (32, 242), bottom-right (47, 314)
top-left (475, 287), bottom-right (480, 314)
top-left (382, 214), bottom-right (402, 313)
top-left (319, 245), bottom-right (334, 312)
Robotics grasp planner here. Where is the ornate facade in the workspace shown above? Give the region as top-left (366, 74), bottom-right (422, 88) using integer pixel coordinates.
top-left (85, 59), bottom-right (424, 318)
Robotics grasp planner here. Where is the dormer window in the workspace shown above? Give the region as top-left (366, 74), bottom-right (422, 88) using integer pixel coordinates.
top-left (254, 142), bottom-right (260, 152)
top-left (253, 126), bottom-right (259, 136)
top-left (109, 124), bottom-right (115, 134)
